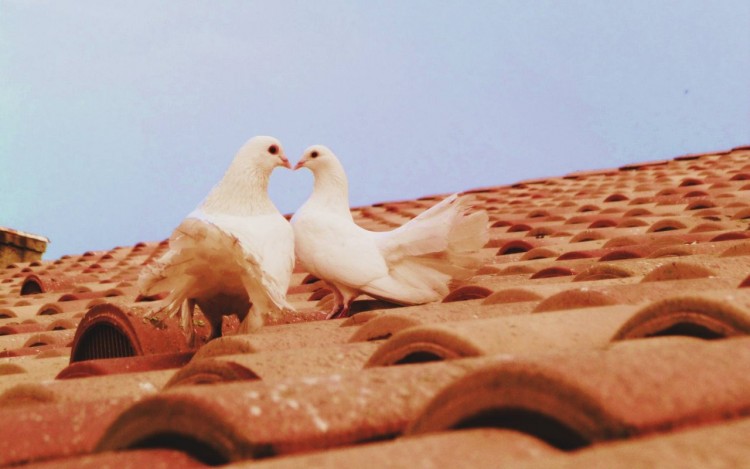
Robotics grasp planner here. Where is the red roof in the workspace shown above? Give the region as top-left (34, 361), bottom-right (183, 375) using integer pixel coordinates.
top-left (2, 146), bottom-right (750, 466)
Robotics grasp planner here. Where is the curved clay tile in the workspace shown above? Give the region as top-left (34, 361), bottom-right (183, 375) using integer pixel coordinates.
top-left (504, 417), bottom-right (750, 469)
top-left (57, 351), bottom-right (193, 379)
top-left (530, 267), bottom-right (575, 280)
top-left (442, 286), bottom-right (493, 302)
top-left (167, 342), bottom-right (379, 387)
top-left (0, 330), bottom-right (48, 353)
top-left (616, 217), bottom-right (651, 228)
top-left (623, 207), bottom-right (653, 217)
top-left (719, 241), bottom-right (750, 259)
top-left (20, 274), bottom-right (83, 296)
top-left (0, 355), bottom-right (69, 379)
top-left (688, 221), bottom-right (729, 233)
top-left (573, 264), bottom-right (633, 282)
top-left (350, 300), bottom-right (536, 343)
top-left (710, 231), bottom-right (750, 242)
top-left (25, 449), bottom-right (206, 469)
top-left (57, 290), bottom-right (111, 302)
top-left (69, 302), bottom-right (210, 363)
top-left (640, 261), bottom-right (714, 282)
top-left (242, 429), bottom-right (559, 469)
top-left (556, 249), bottom-right (606, 261)
top-left (406, 338), bottom-right (750, 450)
top-left (497, 240), bottom-right (536, 256)
top-left (686, 199), bottom-right (717, 211)
top-left (564, 214), bottom-right (600, 226)
top-left (0, 344), bottom-right (71, 359)
top-left (22, 329), bottom-right (76, 348)
top-left (533, 289), bottom-right (619, 313)
top-left (603, 193), bottom-right (629, 203)
top-left (612, 292), bottom-right (750, 340)
top-left (365, 306), bottom-right (635, 367)
top-left (598, 248), bottom-right (651, 262)
top-left (527, 209), bottom-right (552, 219)
top-left (577, 204), bottom-right (601, 213)
top-left (508, 223), bottom-right (533, 233)
top-left (476, 265), bottom-right (503, 275)
top-left (0, 322), bottom-right (46, 335)
top-left (3, 370), bottom-right (174, 410)
top-left (588, 219), bottom-right (619, 229)
top-left (570, 230), bottom-right (606, 243)
top-left (491, 219), bottom-right (513, 228)
top-left (192, 320), bottom-right (355, 359)
top-left (646, 219), bottom-right (689, 233)
top-left (600, 206), bottom-right (626, 215)
top-left (46, 317), bottom-right (81, 331)
top-left (482, 288), bottom-right (544, 305)
top-left (348, 313), bottom-right (423, 342)
top-left (645, 246), bottom-right (692, 258)
top-left (36, 299), bottom-right (89, 316)
top-left (679, 177), bottom-right (705, 187)
top-left (731, 207), bottom-right (750, 220)
top-left (0, 397), bottom-right (139, 466)
top-left (521, 247), bottom-right (562, 261)
top-left (95, 359), bottom-right (496, 464)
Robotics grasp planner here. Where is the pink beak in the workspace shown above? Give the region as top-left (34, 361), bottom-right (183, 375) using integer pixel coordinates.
top-left (280, 156), bottom-right (292, 169)
top-left (294, 160), bottom-right (305, 171)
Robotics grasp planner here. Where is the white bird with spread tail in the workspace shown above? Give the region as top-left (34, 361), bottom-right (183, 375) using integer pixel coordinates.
top-left (138, 136), bottom-right (296, 344)
top-left (291, 145), bottom-right (489, 319)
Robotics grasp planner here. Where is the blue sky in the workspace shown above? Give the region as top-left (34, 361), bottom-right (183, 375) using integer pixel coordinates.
top-left (1, 1), bottom-right (749, 259)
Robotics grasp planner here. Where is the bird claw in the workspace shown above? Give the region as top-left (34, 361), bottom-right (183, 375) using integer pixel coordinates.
top-left (326, 304), bottom-right (350, 320)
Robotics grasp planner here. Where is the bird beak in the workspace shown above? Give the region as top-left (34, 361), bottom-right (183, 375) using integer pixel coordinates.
top-left (280, 155), bottom-right (292, 169)
top-left (294, 160), bottom-right (306, 171)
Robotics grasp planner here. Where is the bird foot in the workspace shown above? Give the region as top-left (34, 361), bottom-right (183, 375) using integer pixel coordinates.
top-left (326, 304), bottom-right (350, 320)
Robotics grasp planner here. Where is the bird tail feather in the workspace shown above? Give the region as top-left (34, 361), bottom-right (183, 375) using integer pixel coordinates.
top-left (365, 194), bottom-right (489, 303)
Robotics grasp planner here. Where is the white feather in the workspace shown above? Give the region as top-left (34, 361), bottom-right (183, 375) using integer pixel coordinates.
top-left (291, 145), bottom-right (489, 316)
top-left (137, 136), bottom-right (295, 341)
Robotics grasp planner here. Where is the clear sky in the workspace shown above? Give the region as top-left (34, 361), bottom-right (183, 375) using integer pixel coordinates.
top-left (1, 1), bottom-right (749, 260)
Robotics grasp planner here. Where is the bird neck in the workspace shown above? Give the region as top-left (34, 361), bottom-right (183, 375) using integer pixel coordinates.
top-left (201, 163), bottom-right (277, 216)
top-left (310, 165), bottom-right (351, 215)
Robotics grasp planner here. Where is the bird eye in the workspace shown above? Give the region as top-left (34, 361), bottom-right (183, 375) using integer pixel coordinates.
top-left (310, 151), bottom-right (319, 159)
top-left (268, 145), bottom-right (279, 155)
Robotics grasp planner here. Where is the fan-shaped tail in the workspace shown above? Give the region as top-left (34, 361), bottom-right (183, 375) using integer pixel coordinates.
top-left (366, 194), bottom-right (490, 304)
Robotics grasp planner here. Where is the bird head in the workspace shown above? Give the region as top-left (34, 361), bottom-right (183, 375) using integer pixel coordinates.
top-left (239, 136), bottom-right (292, 171)
top-left (294, 145), bottom-right (335, 172)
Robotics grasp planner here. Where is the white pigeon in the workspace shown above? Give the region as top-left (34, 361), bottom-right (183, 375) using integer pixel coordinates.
top-left (138, 136), bottom-right (296, 345)
top-left (291, 145), bottom-right (489, 319)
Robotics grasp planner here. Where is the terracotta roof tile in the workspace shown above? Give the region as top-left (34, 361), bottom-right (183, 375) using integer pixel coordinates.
top-left (4, 145), bottom-right (750, 466)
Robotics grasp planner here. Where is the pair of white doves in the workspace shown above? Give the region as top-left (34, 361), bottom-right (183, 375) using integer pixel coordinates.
top-left (138, 136), bottom-right (489, 344)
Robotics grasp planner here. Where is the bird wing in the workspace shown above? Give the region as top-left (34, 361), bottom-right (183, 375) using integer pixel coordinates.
top-left (192, 210), bottom-right (296, 311)
top-left (358, 194), bottom-right (489, 304)
top-left (137, 217), bottom-right (248, 298)
top-left (373, 194), bottom-right (460, 263)
top-left (139, 211), bottom-right (295, 312)
top-left (293, 208), bottom-right (390, 290)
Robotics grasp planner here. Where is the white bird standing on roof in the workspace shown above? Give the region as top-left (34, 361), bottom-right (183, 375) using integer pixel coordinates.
top-left (137, 136), bottom-right (296, 345)
top-left (291, 145), bottom-right (490, 319)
